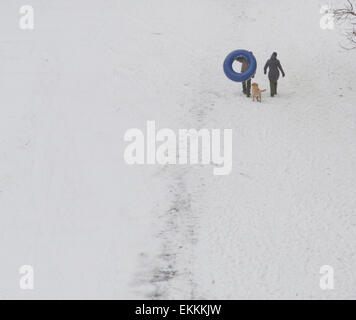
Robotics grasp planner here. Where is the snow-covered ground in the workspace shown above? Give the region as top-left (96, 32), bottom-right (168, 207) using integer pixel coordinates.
top-left (1, 0), bottom-right (356, 299)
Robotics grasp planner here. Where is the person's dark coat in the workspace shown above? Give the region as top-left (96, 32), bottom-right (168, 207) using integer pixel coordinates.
top-left (264, 53), bottom-right (285, 82)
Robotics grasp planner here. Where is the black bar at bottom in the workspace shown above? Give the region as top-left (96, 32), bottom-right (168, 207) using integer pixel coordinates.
top-left (0, 300), bottom-right (352, 318)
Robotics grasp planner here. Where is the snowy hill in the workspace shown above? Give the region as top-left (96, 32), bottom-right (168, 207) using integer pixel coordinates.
top-left (0, 0), bottom-right (356, 299)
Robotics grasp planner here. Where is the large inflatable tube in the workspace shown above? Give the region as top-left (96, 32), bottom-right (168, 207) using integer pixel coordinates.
top-left (223, 50), bottom-right (257, 82)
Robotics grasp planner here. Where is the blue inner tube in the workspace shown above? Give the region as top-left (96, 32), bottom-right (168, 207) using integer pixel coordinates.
top-left (223, 50), bottom-right (257, 82)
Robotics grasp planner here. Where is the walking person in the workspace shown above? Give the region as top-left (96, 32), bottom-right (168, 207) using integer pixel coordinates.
top-left (236, 55), bottom-right (254, 97)
top-left (264, 52), bottom-right (285, 97)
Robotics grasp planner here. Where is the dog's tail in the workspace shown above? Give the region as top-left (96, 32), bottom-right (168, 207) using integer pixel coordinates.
top-left (259, 89), bottom-right (267, 93)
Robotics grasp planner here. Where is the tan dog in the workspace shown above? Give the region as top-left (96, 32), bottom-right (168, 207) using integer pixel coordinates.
top-left (251, 83), bottom-right (266, 102)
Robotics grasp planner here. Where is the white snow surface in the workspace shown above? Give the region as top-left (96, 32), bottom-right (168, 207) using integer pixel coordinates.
top-left (1, 0), bottom-right (356, 299)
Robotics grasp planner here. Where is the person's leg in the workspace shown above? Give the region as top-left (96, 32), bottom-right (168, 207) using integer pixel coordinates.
top-left (246, 79), bottom-right (251, 97)
top-left (275, 81), bottom-right (278, 95)
top-left (242, 82), bottom-right (247, 94)
top-left (270, 81), bottom-right (275, 97)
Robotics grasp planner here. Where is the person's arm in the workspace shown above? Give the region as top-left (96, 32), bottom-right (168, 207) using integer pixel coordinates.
top-left (264, 60), bottom-right (269, 74)
top-left (278, 61), bottom-right (285, 77)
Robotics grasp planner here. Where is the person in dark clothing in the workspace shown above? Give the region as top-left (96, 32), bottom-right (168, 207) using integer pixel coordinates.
top-left (264, 52), bottom-right (285, 97)
top-left (236, 56), bottom-right (254, 97)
